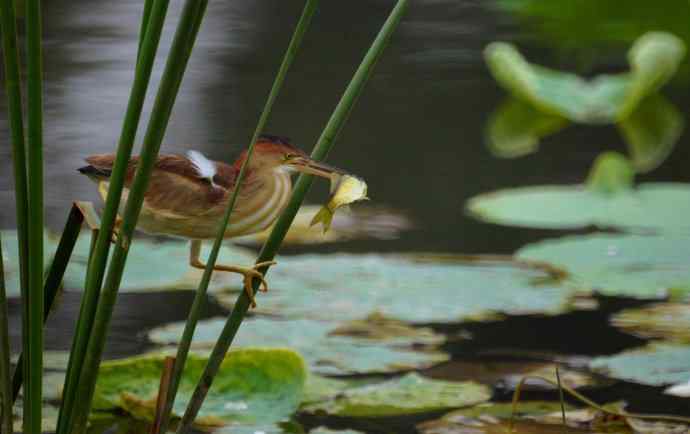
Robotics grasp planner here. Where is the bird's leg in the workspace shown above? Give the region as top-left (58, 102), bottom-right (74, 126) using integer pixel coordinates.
top-left (188, 240), bottom-right (276, 308)
top-left (110, 215), bottom-right (123, 244)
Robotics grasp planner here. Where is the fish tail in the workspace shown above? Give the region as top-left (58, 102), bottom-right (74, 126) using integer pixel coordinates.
top-left (310, 206), bottom-right (334, 233)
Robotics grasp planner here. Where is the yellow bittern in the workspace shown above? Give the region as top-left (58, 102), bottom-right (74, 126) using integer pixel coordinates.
top-left (79, 135), bottom-right (338, 305)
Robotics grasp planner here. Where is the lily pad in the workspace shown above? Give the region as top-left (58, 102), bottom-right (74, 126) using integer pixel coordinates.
top-left (611, 303), bottom-right (690, 343)
top-left (93, 349), bottom-right (306, 428)
top-left (467, 180), bottom-right (690, 233)
top-left (310, 428), bottom-right (364, 434)
top-left (148, 317), bottom-right (448, 376)
top-left (516, 233), bottom-right (690, 298)
top-left (484, 32), bottom-right (685, 124)
top-left (589, 343), bottom-right (690, 386)
top-left (216, 254), bottom-right (572, 323)
top-left (0, 230), bottom-right (255, 295)
top-left (417, 402), bottom-right (578, 434)
top-left (302, 373), bottom-right (491, 417)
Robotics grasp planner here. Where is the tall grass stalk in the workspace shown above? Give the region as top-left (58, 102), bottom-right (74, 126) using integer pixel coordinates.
top-left (0, 0), bottom-right (29, 430)
top-left (0, 235), bottom-right (11, 434)
top-left (56, 2), bottom-right (171, 432)
top-left (66, 2), bottom-right (209, 432)
top-left (12, 204), bottom-right (86, 402)
top-left (24, 0), bottom-right (45, 431)
top-left (176, 1), bottom-right (408, 430)
top-left (157, 1), bottom-right (319, 431)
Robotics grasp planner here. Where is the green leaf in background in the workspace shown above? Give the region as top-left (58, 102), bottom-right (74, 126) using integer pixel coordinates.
top-left (589, 343), bottom-right (690, 386)
top-left (148, 317), bottom-right (448, 376)
top-left (485, 98), bottom-right (569, 158)
top-left (610, 303), bottom-right (690, 343)
top-left (618, 94), bottom-right (684, 173)
top-left (215, 254), bottom-right (572, 323)
top-left (484, 32), bottom-right (685, 124)
top-left (516, 233), bottom-right (690, 298)
top-left (302, 373), bottom-right (490, 417)
top-left (467, 183), bottom-right (690, 232)
top-left (585, 152), bottom-right (635, 194)
top-left (92, 349), bottom-right (306, 428)
top-left (0, 231), bottom-right (255, 296)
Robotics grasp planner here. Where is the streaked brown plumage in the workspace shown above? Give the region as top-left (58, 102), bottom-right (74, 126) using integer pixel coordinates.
top-left (79, 134), bottom-right (339, 305)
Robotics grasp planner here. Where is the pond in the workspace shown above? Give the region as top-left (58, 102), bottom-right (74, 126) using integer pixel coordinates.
top-left (1, 0), bottom-right (690, 433)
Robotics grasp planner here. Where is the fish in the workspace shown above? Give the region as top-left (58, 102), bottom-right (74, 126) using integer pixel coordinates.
top-left (310, 173), bottom-right (368, 233)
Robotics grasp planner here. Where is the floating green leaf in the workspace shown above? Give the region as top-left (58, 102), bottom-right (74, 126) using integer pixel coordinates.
top-left (468, 183), bottom-right (690, 233)
top-left (516, 233), bottom-right (690, 298)
top-left (589, 343), bottom-right (690, 386)
top-left (0, 230), bottom-right (255, 295)
top-left (302, 373), bottom-right (490, 417)
top-left (485, 32), bottom-right (685, 123)
top-left (92, 349), bottom-right (306, 428)
top-left (149, 317), bottom-right (448, 376)
top-left (611, 303), bottom-right (690, 343)
top-left (216, 254), bottom-right (572, 323)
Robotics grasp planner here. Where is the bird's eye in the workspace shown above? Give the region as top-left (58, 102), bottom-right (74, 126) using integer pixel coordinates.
top-left (284, 153), bottom-right (297, 161)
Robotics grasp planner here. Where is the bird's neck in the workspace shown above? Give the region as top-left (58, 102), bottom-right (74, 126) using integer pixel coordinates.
top-left (225, 167), bottom-right (292, 237)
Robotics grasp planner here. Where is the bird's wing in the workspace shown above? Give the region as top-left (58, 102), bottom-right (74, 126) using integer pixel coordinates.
top-left (85, 152), bottom-right (237, 218)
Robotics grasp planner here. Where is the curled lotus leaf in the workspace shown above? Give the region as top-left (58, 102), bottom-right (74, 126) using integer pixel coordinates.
top-left (484, 32), bottom-right (685, 124)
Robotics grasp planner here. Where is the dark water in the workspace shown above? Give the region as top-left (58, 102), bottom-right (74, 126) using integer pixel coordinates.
top-left (2, 0), bottom-right (690, 253)
top-left (3, 1), bottom-right (690, 432)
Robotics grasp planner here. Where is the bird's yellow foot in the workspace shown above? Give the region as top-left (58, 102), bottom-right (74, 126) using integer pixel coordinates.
top-left (238, 261), bottom-right (277, 308)
top-left (110, 216), bottom-right (123, 244)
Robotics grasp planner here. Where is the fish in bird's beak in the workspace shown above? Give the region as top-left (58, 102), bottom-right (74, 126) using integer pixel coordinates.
top-left (284, 156), bottom-right (341, 179)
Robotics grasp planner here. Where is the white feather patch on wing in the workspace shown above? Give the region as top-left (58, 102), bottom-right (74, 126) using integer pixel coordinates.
top-left (187, 150), bottom-right (217, 182)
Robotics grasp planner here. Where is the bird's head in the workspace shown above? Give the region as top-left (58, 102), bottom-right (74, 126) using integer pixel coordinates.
top-left (236, 134), bottom-right (338, 178)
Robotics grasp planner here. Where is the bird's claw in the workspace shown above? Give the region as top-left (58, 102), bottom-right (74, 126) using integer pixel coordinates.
top-left (242, 261), bottom-right (277, 308)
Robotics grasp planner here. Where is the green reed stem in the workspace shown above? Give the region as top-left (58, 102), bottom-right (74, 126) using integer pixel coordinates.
top-left (56, 3), bottom-right (170, 432)
top-left (12, 204), bottom-right (85, 403)
top-left (137, 0), bottom-right (154, 64)
top-left (0, 0), bottom-right (28, 329)
top-left (158, 1), bottom-right (319, 431)
top-left (24, 0), bottom-right (44, 431)
top-left (176, 1), bottom-right (408, 431)
top-left (0, 235), bottom-right (11, 434)
top-left (67, 3), bottom-right (208, 433)
top-left (0, 1), bottom-right (29, 432)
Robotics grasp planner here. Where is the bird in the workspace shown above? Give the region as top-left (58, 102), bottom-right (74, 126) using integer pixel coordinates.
top-left (78, 134), bottom-right (338, 306)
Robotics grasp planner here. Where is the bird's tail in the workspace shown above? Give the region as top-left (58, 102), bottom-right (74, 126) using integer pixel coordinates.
top-left (77, 164), bottom-right (111, 182)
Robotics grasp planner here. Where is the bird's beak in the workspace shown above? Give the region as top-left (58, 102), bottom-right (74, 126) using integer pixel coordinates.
top-left (285, 156), bottom-right (341, 178)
